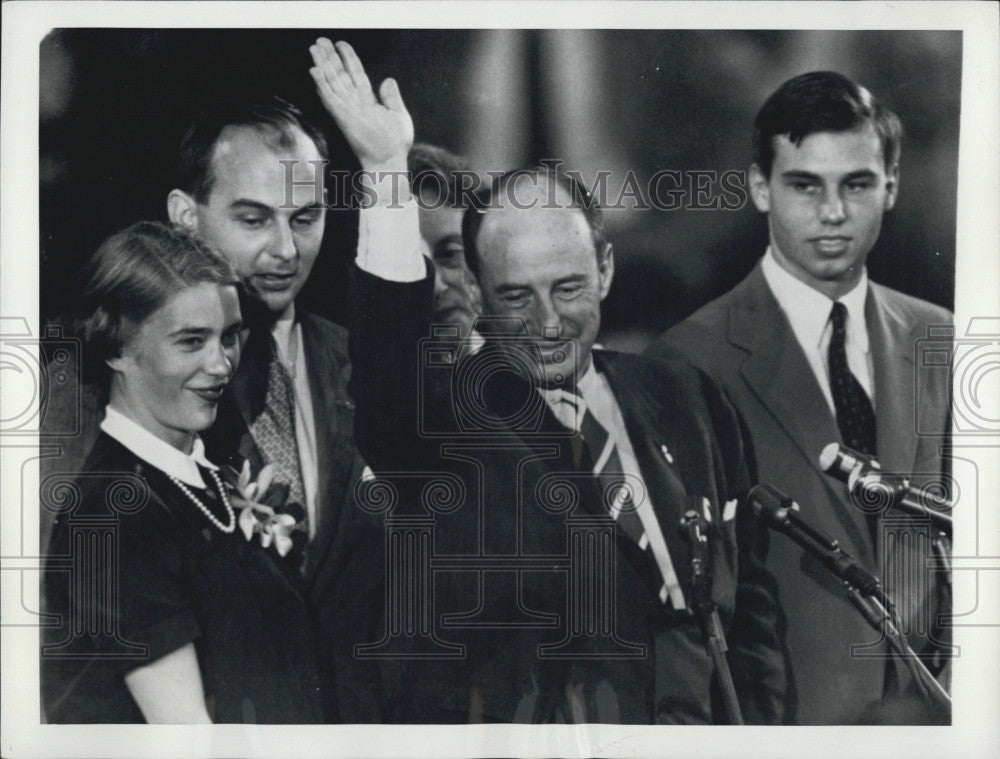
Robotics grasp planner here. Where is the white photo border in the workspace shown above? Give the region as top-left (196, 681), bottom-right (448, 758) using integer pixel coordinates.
top-left (2, 2), bottom-right (998, 758)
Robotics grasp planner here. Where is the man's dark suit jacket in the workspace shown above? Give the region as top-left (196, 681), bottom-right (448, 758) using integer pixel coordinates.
top-left (202, 310), bottom-right (385, 723)
top-left (349, 266), bottom-right (788, 724)
top-left (648, 261), bottom-right (952, 724)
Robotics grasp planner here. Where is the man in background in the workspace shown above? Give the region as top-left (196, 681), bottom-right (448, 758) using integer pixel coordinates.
top-left (649, 71), bottom-right (952, 723)
top-left (409, 142), bottom-right (482, 335)
top-left (164, 96), bottom-right (384, 723)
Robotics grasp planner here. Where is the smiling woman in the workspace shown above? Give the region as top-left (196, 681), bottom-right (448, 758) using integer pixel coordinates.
top-left (42, 222), bottom-right (324, 723)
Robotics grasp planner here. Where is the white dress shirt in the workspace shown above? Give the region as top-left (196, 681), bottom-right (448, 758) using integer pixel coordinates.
top-left (271, 307), bottom-right (320, 538)
top-left (761, 248), bottom-right (874, 413)
top-left (101, 405), bottom-right (217, 488)
top-left (355, 174), bottom-right (426, 282)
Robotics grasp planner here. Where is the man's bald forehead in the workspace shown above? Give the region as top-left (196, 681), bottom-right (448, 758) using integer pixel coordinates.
top-left (462, 168), bottom-right (608, 278)
top-left (478, 174), bottom-right (592, 245)
top-left (210, 123), bottom-right (313, 170)
top-left (177, 96), bottom-right (328, 204)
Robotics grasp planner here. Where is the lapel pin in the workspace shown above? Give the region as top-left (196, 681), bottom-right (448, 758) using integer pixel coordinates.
top-left (660, 444), bottom-right (674, 464)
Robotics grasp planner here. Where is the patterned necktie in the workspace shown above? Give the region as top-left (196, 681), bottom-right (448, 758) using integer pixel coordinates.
top-left (828, 302), bottom-right (877, 457)
top-left (249, 338), bottom-right (308, 526)
top-left (563, 392), bottom-right (647, 550)
top-left (553, 390), bottom-right (681, 609)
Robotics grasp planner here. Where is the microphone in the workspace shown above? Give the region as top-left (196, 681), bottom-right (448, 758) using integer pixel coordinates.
top-left (749, 483), bottom-right (886, 603)
top-left (679, 500), bottom-right (743, 724)
top-left (818, 441), bottom-right (880, 477)
top-left (680, 505), bottom-right (713, 614)
top-left (819, 443), bottom-right (952, 534)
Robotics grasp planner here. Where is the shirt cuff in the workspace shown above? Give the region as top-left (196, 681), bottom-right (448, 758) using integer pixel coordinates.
top-left (355, 171), bottom-right (427, 283)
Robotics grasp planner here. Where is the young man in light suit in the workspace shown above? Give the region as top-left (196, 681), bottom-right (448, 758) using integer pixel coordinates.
top-left (649, 71), bottom-right (952, 724)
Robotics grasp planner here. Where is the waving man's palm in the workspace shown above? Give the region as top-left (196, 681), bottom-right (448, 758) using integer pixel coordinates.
top-left (309, 38), bottom-right (414, 170)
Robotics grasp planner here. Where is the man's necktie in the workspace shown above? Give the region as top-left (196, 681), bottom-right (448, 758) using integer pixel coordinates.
top-left (250, 339), bottom-right (308, 530)
top-left (828, 301), bottom-right (877, 457)
top-left (560, 392), bottom-right (684, 609)
top-left (561, 392), bottom-right (647, 550)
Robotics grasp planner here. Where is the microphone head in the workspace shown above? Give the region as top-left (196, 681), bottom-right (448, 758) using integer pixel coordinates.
top-left (847, 467), bottom-right (900, 517)
top-left (749, 483), bottom-right (792, 526)
top-left (680, 504), bottom-right (712, 543)
top-left (819, 442), bottom-right (880, 484)
top-left (818, 442), bottom-right (843, 474)
top-left (680, 508), bottom-right (699, 524)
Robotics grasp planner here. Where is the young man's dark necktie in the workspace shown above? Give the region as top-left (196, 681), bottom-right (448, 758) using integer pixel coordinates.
top-left (828, 301), bottom-right (882, 554)
top-left (828, 301), bottom-right (876, 457)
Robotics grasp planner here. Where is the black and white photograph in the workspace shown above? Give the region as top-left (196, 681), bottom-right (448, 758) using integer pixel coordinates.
top-left (1, 2), bottom-right (998, 757)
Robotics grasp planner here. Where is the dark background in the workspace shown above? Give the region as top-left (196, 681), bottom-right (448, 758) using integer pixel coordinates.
top-left (40, 29), bottom-right (961, 350)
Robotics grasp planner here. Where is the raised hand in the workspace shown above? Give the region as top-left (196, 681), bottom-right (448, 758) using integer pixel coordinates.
top-left (309, 38), bottom-right (413, 172)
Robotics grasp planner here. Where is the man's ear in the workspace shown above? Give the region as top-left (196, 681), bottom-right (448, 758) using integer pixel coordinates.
top-left (167, 189), bottom-right (200, 231)
top-left (884, 163), bottom-right (899, 212)
top-left (597, 243), bottom-right (614, 300)
top-left (748, 164), bottom-right (771, 213)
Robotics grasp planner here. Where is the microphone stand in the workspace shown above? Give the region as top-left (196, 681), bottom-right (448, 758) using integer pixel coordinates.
top-left (819, 442), bottom-right (954, 691)
top-left (844, 583), bottom-right (952, 711)
top-left (682, 508), bottom-right (744, 725)
top-left (932, 532), bottom-right (952, 587)
top-left (750, 483), bottom-right (952, 713)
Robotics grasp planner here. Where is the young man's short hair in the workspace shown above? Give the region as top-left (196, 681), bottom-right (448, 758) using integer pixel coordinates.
top-left (753, 70), bottom-right (903, 178)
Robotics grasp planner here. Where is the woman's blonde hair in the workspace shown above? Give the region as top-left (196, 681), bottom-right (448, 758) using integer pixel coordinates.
top-left (79, 221), bottom-right (238, 378)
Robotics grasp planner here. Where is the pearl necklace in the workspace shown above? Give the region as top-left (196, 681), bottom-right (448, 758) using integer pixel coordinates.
top-left (169, 469), bottom-right (235, 534)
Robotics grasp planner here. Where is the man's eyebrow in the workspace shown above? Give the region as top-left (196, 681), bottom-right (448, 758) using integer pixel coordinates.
top-left (292, 202), bottom-right (326, 214)
top-left (778, 170), bottom-right (821, 182)
top-left (227, 199), bottom-right (273, 214)
top-left (842, 170), bottom-right (879, 181)
top-left (168, 326), bottom-right (212, 337)
top-left (779, 169), bottom-right (879, 182)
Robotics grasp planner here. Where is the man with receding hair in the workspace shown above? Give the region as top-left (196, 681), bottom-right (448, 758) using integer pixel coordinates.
top-left (310, 37), bottom-right (787, 724)
top-left (166, 95), bottom-right (384, 723)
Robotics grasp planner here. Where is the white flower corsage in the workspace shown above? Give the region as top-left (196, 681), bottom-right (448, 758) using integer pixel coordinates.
top-left (232, 462), bottom-right (297, 557)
